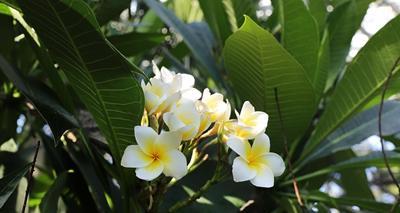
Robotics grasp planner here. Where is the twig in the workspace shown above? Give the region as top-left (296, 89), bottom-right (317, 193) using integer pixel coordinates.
top-left (378, 57), bottom-right (400, 212)
top-left (274, 88), bottom-right (304, 206)
top-left (22, 140), bottom-right (40, 213)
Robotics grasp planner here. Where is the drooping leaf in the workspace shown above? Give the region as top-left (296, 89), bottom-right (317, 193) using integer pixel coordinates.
top-left (39, 172), bottom-right (69, 213)
top-left (280, 0), bottom-right (320, 97)
top-left (223, 16), bottom-right (316, 150)
top-left (0, 55), bottom-right (78, 143)
top-left (305, 15), bottom-right (400, 154)
top-left (230, 0), bottom-right (256, 26)
top-left (0, 163), bottom-right (30, 208)
top-left (326, 0), bottom-right (373, 86)
top-left (143, 0), bottom-right (224, 86)
top-left (107, 32), bottom-right (165, 57)
top-left (305, 101), bottom-right (400, 163)
top-left (17, 0), bottom-right (144, 161)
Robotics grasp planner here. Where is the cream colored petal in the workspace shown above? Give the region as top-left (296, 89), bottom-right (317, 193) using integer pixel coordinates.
top-left (222, 100), bottom-right (232, 121)
top-left (202, 88), bottom-right (211, 99)
top-left (163, 150), bottom-right (188, 179)
top-left (152, 61), bottom-right (161, 78)
top-left (135, 160), bottom-right (164, 181)
top-left (157, 92), bottom-right (181, 113)
top-left (226, 136), bottom-right (251, 159)
top-left (252, 111), bottom-right (269, 132)
top-left (163, 112), bottom-right (186, 131)
top-left (121, 145), bottom-right (153, 168)
top-left (251, 133), bottom-right (270, 157)
top-left (179, 125), bottom-right (199, 141)
top-left (134, 126), bottom-right (157, 155)
top-left (180, 73), bottom-right (195, 89)
top-left (144, 90), bottom-right (161, 115)
top-left (160, 67), bottom-right (175, 83)
top-left (250, 166), bottom-right (274, 188)
top-left (232, 157), bottom-right (257, 182)
top-left (264, 153), bottom-right (285, 176)
top-left (182, 88), bottom-right (201, 100)
top-left (240, 101), bottom-right (255, 118)
top-left (156, 131), bottom-right (182, 150)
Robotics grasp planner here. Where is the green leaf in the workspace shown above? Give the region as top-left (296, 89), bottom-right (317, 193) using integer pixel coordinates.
top-left (230, 0), bottom-right (256, 26)
top-left (282, 191), bottom-right (392, 213)
top-left (305, 15), bottom-right (400, 154)
top-left (326, 0), bottom-right (373, 86)
top-left (0, 163), bottom-right (30, 208)
top-left (292, 152), bottom-right (400, 185)
top-left (107, 32), bottom-right (165, 57)
top-left (17, 0), bottom-right (144, 161)
top-left (143, 0), bottom-right (224, 86)
top-left (39, 172), bottom-right (69, 213)
top-left (199, 0), bottom-right (237, 46)
top-left (280, 0), bottom-right (320, 96)
top-left (305, 101), bottom-right (400, 163)
top-left (308, 0), bottom-right (327, 33)
top-left (223, 16), bottom-right (316, 150)
top-left (0, 55), bottom-right (78, 143)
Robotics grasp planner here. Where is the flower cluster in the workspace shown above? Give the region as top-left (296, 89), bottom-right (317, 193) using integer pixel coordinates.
top-left (121, 63), bottom-right (285, 188)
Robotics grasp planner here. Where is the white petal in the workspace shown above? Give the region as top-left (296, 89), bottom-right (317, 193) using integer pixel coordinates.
top-left (134, 126), bottom-right (157, 155)
top-left (226, 136), bottom-right (251, 159)
top-left (163, 112), bottom-right (186, 131)
top-left (222, 100), bottom-right (231, 121)
top-left (232, 157), bottom-right (257, 182)
top-left (152, 61), bottom-right (161, 78)
top-left (156, 131), bottom-right (182, 150)
top-left (160, 67), bottom-right (175, 83)
top-left (135, 160), bottom-right (164, 181)
top-left (250, 166), bottom-right (274, 188)
top-left (157, 92), bottom-right (181, 113)
top-left (252, 112), bottom-right (269, 133)
top-left (121, 145), bottom-right (153, 168)
top-left (264, 153), bottom-right (285, 176)
top-left (182, 88), bottom-right (201, 100)
top-left (180, 73), bottom-right (195, 89)
top-left (144, 90), bottom-right (161, 115)
top-left (240, 101), bottom-right (255, 118)
top-left (163, 150), bottom-right (188, 179)
top-left (202, 88), bottom-right (211, 99)
top-left (252, 133), bottom-right (270, 157)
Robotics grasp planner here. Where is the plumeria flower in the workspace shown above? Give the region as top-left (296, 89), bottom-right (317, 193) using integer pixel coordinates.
top-left (121, 126), bottom-right (187, 181)
top-left (152, 62), bottom-right (201, 101)
top-left (234, 101), bottom-right (269, 139)
top-left (141, 77), bottom-right (181, 115)
top-left (163, 101), bottom-right (201, 141)
top-left (194, 100), bottom-right (212, 137)
top-left (227, 133), bottom-right (285, 188)
top-left (201, 88), bottom-right (231, 123)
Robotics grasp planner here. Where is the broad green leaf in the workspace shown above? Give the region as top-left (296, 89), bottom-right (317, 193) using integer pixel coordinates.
top-left (223, 16), bottom-right (316, 150)
top-left (107, 32), bottom-right (165, 57)
top-left (144, 0), bottom-right (224, 86)
top-left (315, 29), bottom-right (330, 97)
top-left (305, 15), bottom-right (400, 154)
top-left (40, 172), bottom-right (69, 213)
top-left (305, 101), bottom-right (400, 163)
top-left (0, 55), bottom-right (78, 143)
top-left (17, 0), bottom-right (144, 161)
top-left (308, 0), bottom-right (327, 33)
top-left (0, 163), bottom-right (30, 208)
top-left (280, 0), bottom-right (320, 97)
top-left (199, 0), bottom-right (237, 46)
top-left (326, 0), bottom-right (373, 86)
